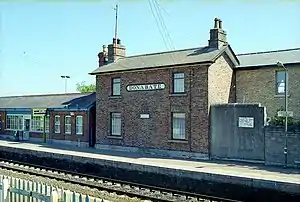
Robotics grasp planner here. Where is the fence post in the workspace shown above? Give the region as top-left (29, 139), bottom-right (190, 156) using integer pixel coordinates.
top-left (51, 189), bottom-right (59, 202)
top-left (0, 178), bottom-right (9, 201)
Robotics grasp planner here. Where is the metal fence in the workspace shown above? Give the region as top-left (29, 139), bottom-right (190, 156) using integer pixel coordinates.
top-left (0, 175), bottom-right (106, 202)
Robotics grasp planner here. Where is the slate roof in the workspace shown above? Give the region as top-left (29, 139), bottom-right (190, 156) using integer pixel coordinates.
top-left (0, 92), bottom-right (96, 109)
top-left (90, 45), bottom-right (239, 75)
top-left (236, 48), bottom-right (300, 68)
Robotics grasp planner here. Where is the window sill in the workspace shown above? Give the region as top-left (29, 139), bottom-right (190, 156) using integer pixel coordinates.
top-left (65, 133), bottom-right (71, 135)
top-left (274, 94), bottom-right (290, 98)
top-left (76, 133), bottom-right (83, 136)
top-left (168, 139), bottom-right (188, 144)
top-left (109, 96), bottom-right (122, 99)
top-left (107, 135), bottom-right (123, 139)
top-left (169, 93), bottom-right (187, 97)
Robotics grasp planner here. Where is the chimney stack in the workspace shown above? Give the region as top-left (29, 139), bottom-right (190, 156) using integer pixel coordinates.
top-left (107, 37), bottom-right (126, 62)
top-left (97, 45), bottom-right (108, 67)
top-left (97, 38), bottom-right (126, 67)
top-left (208, 18), bottom-right (227, 49)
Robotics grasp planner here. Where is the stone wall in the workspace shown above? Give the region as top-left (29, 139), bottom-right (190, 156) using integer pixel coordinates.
top-left (210, 103), bottom-right (266, 161)
top-left (265, 125), bottom-right (300, 168)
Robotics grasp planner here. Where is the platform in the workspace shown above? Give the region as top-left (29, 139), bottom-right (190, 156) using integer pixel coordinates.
top-left (0, 140), bottom-right (299, 201)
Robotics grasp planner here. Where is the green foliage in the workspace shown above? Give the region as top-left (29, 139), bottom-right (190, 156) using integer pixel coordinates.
top-left (269, 106), bottom-right (300, 126)
top-left (76, 81), bottom-right (96, 93)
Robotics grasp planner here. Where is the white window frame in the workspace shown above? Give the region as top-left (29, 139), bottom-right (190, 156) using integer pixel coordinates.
top-left (6, 114), bottom-right (23, 130)
top-left (110, 112), bottom-right (121, 136)
top-left (64, 115), bottom-right (71, 134)
top-left (112, 78), bottom-right (121, 96)
top-left (173, 73), bottom-right (185, 93)
top-left (172, 113), bottom-right (186, 140)
top-left (31, 116), bottom-right (44, 132)
top-left (276, 71), bottom-right (286, 94)
top-left (54, 115), bottom-right (61, 134)
top-left (75, 115), bottom-right (83, 135)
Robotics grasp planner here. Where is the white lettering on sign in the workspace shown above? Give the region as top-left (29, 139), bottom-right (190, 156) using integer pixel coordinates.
top-left (238, 117), bottom-right (254, 128)
top-left (126, 83), bottom-right (165, 92)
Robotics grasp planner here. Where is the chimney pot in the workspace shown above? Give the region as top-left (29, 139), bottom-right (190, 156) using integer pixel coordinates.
top-left (219, 19), bottom-right (222, 29)
top-left (102, 45), bottom-right (107, 52)
top-left (113, 38), bottom-right (116, 44)
top-left (214, 18), bottom-right (219, 29)
top-left (117, 38), bottom-right (121, 45)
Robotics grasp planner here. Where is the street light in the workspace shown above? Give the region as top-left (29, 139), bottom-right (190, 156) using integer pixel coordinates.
top-left (276, 61), bottom-right (288, 167)
top-left (61, 75), bottom-right (70, 93)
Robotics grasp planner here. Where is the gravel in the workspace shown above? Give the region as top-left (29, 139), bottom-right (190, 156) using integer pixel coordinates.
top-left (0, 168), bottom-right (152, 202)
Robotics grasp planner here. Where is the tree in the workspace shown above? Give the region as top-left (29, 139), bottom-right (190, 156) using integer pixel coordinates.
top-left (76, 81), bottom-right (96, 93)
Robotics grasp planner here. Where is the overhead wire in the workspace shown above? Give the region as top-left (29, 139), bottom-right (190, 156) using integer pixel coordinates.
top-left (150, 0), bottom-right (182, 63)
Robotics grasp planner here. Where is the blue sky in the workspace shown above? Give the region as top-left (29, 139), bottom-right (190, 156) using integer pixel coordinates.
top-left (0, 0), bottom-right (299, 96)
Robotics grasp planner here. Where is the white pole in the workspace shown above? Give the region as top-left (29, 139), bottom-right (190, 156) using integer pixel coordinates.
top-left (50, 189), bottom-right (59, 202)
top-left (0, 178), bottom-right (9, 201)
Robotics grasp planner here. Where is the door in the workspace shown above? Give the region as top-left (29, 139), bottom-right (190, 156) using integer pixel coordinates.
top-left (23, 119), bottom-right (30, 141)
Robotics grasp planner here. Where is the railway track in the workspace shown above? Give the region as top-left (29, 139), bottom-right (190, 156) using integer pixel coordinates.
top-left (0, 158), bottom-right (242, 202)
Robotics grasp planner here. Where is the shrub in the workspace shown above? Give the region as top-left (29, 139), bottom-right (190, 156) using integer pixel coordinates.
top-left (269, 107), bottom-right (300, 126)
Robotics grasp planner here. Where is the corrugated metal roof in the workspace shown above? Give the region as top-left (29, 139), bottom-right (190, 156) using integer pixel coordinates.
top-left (237, 48), bottom-right (300, 68)
top-left (0, 92), bottom-right (96, 109)
top-left (90, 46), bottom-right (231, 74)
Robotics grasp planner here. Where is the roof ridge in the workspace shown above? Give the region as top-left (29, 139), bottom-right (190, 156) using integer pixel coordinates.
top-left (237, 47), bottom-right (300, 56)
top-left (123, 46), bottom-right (207, 59)
top-left (0, 92), bottom-right (93, 99)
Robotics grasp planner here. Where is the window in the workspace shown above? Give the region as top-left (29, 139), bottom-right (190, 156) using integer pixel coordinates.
top-left (110, 113), bottom-right (121, 136)
top-left (172, 113), bottom-right (186, 140)
top-left (76, 116), bottom-right (83, 135)
top-left (276, 71), bottom-right (286, 94)
top-left (31, 116), bottom-right (44, 132)
top-left (112, 78), bottom-right (121, 96)
top-left (173, 73), bottom-right (185, 93)
top-left (54, 115), bottom-right (61, 134)
top-left (6, 115), bottom-right (23, 130)
top-left (65, 115), bottom-right (71, 134)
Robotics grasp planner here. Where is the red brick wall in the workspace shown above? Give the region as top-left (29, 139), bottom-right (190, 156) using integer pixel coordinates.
top-left (48, 111), bottom-right (89, 143)
top-left (96, 63), bottom-right (211, 153)
top-left (0, 111), bottom-right (5, 132)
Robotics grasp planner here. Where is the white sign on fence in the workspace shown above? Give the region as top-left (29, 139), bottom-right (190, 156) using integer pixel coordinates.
top-left (238, 117), bottom-right (254, 128)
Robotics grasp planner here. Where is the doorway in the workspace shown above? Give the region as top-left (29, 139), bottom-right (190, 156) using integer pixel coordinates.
top-left (23, 118), bottom-right (30, 141)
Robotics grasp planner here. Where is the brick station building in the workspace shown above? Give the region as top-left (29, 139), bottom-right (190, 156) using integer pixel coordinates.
top-left (90, 18), bottom-right (239, 158)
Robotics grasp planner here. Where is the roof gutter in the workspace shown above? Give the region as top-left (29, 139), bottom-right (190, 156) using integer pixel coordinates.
top-left (236, 62), bottom-right (300, 70)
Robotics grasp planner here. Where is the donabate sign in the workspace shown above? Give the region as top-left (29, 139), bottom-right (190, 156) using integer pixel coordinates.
top-left (126, 83), bottom-right (166, 92)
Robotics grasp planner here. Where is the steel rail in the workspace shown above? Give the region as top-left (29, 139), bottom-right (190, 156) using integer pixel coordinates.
top-left (0, 158), bottom-right (242, 202)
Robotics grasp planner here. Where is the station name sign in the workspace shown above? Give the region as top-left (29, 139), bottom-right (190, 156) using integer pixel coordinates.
top-left (32, 108), bottom-right (47, 117)
top-left (126, 83), bottom-right (166, 92)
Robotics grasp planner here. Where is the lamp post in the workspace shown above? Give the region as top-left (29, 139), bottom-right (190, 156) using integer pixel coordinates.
top-left (61, 75), bottom-right (70, 93)
top-left (276, 61), bottom-right (288, 167)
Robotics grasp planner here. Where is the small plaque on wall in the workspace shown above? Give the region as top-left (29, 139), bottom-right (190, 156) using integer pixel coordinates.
top-left (140, 114), bottom-right (150, 119)
top-left (238, 117), bottom-right (254, 128)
